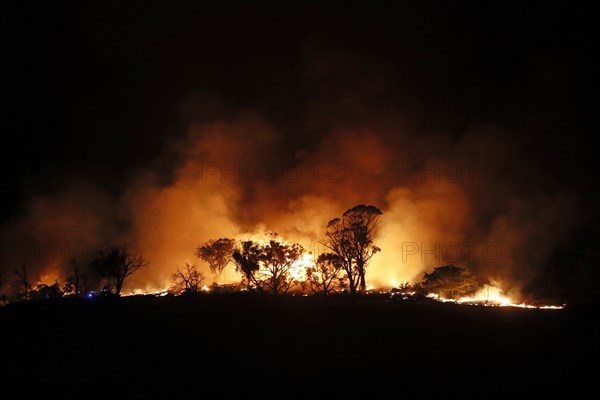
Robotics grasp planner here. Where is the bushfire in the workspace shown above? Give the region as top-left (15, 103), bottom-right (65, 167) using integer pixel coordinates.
top-left (114, 240), bottom-right (565, 310)
top-left (425, 286), bottom-right (565, 310)
top-left (0, 223), bottom-right (566, 309)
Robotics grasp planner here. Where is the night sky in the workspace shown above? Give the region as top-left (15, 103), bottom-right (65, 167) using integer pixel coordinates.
top-left (1, 1), bottom-right (597, 301)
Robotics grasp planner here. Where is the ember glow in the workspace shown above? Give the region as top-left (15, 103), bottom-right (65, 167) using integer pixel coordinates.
top-left (121, 288), bottom-right (170, 297)
top-left (426, 284), bottom-right (565, 309)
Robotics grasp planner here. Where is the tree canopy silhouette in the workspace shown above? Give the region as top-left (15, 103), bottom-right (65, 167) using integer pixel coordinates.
top-left (421, 265), bottom-right (478, 298)
top-left (232, 241), bottom-right (262, 291)
top-left (232, 238), bottom-right (305, 294)
top-left (303, 253), bottom-right (346, 295)
top-left (259, 240), bottom-right (304, 294)
top-left (324, 204), bottom-right (382, 294)
top-left (90, 246), bottom-right (148, 296)
top-left (196, 238), bottom-right (235, 277)
top-left (30, 282), bottom-right (63, 300)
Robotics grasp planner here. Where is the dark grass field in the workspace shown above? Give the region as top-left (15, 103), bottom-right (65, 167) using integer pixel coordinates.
top-left (1, 294), bottom-right (597, 396)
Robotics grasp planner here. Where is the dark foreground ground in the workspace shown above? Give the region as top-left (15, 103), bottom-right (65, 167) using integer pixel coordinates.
top-left (1, 294), bottom-right (597, 396)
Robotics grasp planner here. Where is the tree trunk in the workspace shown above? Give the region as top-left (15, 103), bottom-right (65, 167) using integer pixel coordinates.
top-left (348, 274), bottom-right (356, 295)
top-left (273, 272), bottom-right (279, 295)
top-left (115, 279), bottom-right (123, 296)
top-left (359, 273), bottom-right (366, 294)
top-left (357, 260), bottom-right (366, 294)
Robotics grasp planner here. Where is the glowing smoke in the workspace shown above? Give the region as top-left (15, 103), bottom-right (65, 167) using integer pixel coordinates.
top-left (0, 52), bottom-right (589, 302)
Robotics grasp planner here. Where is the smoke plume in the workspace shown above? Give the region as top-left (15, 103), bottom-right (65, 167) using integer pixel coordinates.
top-left (0, 45), bottom-right (593, 303)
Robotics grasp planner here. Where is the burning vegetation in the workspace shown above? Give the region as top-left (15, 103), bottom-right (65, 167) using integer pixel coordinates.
top-left (0, 204), bottom-right (564, 309)
top-left (1, 4), bottom-right (593, 309)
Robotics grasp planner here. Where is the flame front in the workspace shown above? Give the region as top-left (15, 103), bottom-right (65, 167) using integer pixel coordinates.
top-left (426, 284), bottom-right (564, 309)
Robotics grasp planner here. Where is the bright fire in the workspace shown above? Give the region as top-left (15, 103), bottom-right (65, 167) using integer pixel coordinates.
top-left (426, 284), bottom-right (564, 309)
top-left (290, 252), bottom-right (314, 280)
top-left (120, 239), bottom-right (564, 309)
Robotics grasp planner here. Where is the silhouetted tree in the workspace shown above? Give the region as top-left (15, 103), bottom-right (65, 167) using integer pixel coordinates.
top-left (259, 240), bottom-right (304, 294)
top-left (344, 205), bottom-right (382, 292)
top-left (421, 265), bottom-right (479, 298)
top-left (13, 264), bottom-right (31, 301)
top-left (171, 263), bottom-right (205, 294)
top-left (303, 253), bottom-right (346, 294)
top-left (196, 238), bottom-right (235, 277)
top-left (64, 256), bottom-right (98, 297)
top-left (232, 241), bottom-right (262, 291)
top-left (90, 246), bottom-right (148, 296)
top-left (324, 204), bottom-right (382, 294)
top-left (80, 264), bottom-right (102, 298)
top-left (64, 256), bottom-right (81, 297)
top-left (30, 282), bottom-right (63, 300)
top-left (324, 218), bottom-right (356, 294)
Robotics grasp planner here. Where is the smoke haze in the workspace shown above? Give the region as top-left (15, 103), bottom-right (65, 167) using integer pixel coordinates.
top-left (1, 2), bottom-right (596, 302)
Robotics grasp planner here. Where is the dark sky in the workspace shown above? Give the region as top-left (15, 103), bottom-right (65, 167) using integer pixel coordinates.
top-left (3, 2), bottom-right (594, 206)
top-left (1, 1), bottom-right (597, 299)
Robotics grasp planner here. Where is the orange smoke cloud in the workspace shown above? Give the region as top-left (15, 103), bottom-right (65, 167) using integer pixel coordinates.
top-left (0, 55), bottom-right (587, 303)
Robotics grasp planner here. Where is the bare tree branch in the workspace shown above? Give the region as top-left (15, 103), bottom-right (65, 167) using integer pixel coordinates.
top-left (13, 264), bottom-right (31, 301)
top-left (171, 263), bottom-right (205, 294)
top-left (90, 246), bottom-right (149, 296)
